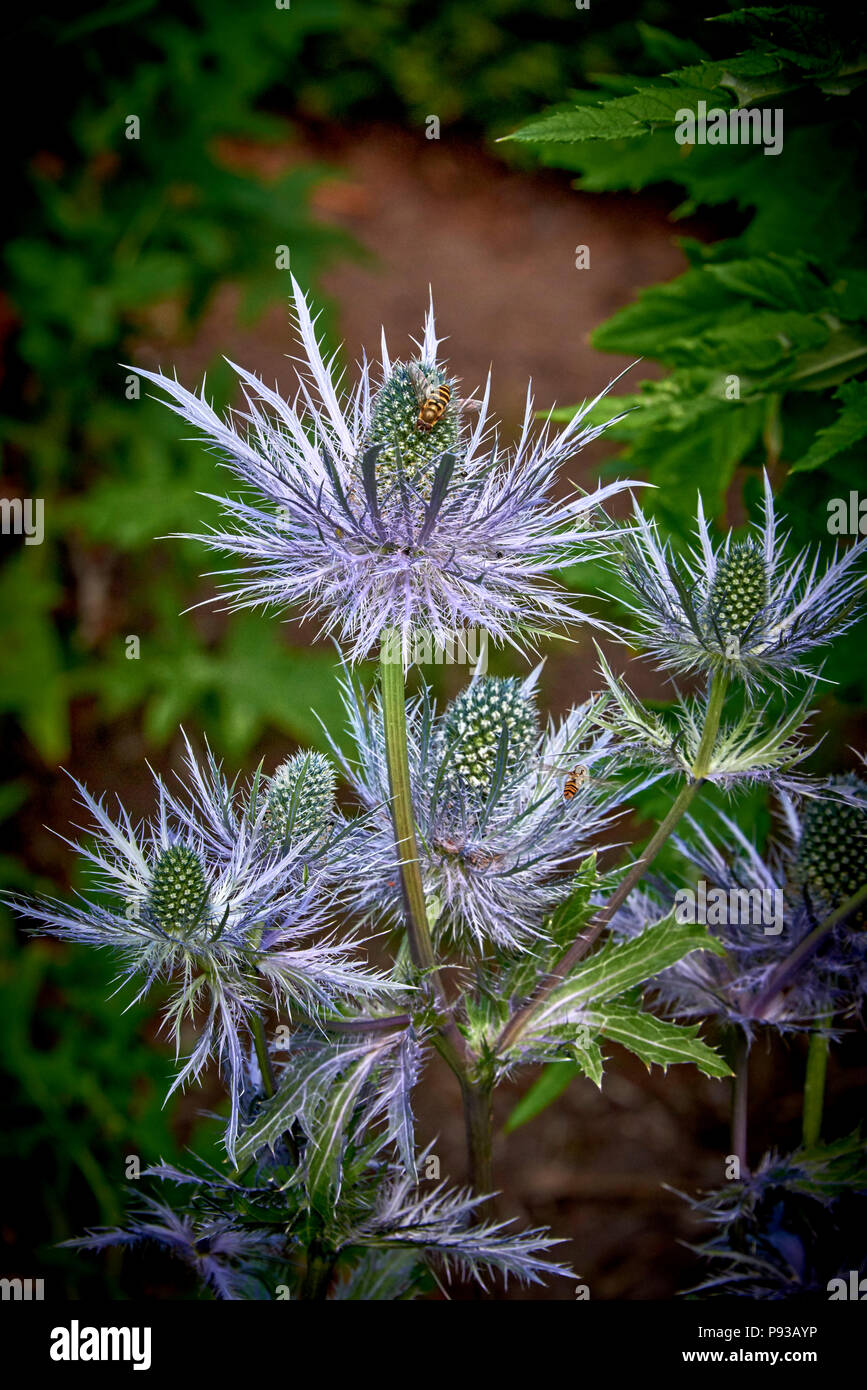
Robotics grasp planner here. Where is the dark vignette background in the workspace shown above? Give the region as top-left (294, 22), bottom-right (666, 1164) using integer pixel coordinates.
top-left (3, 0), bottom-right (866, 1299)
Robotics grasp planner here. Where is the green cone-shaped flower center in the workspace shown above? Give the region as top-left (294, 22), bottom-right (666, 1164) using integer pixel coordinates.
top-left (704, 541), bottom-right (768, 647)
top-left (148, 845), bottom-right (210, 936)
top-left (441, 676), bottom-right (538, 800)
top-left (792, 775), bottom-right (867, 926)
top-left (366, 361), bottom-right (459, 507)
top-left (262, 751), bottom-right (336, 847)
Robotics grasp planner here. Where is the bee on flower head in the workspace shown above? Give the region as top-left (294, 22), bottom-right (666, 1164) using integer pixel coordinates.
top-left (537, 762), bottom-right (591, 801)
top-left (407, 363), bottom-right (484, 435)
top-left (562, 765), bottom-right (590, 801)
top-left (432, 834), bottom-right (505, 872)
top-left (415, 381), bottom-right (451, 433)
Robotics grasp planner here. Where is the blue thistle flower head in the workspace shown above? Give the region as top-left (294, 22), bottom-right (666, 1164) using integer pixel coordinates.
top-left (130, 280), bottom-right (640, 663)
top-left (614, 778), bottom-right (867, 1031)
top-left (6, 734), bottom-right (389, 1157)
top-left (789, 774), bottom-right (867, 929)
top-left (439, 675), bottom-right (540, 805)
top-left (260, 750), bottom-right (337, 850)
top-left (64, 1196), bottom-right (288, 1301)
top-left (617, 472), bottom-right (867, 688)
top-left (331, 663), bottom-right (625, 953)
top-left (682, 1135), bottom-right (867, 1298)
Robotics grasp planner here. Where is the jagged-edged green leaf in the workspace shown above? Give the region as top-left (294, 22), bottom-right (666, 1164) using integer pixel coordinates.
top-left (547, 854), bottom-right (599, 948)
top-left (234, 1037), bottom-right (385, 1168)
top-left (704, 256), bottom-right (829, 313)
top-left (619, 400), bottom-right (766, 533)
top-left (506, 80), bottom-right (728, 145)
top-left (791, 381), bottom-right (867, 472)
top-left (333, 1249), bottom-right (427, 1301)
top-left (593, 269), bottom-right (744, 358)
top-left (672, 312), bottom-right (831, 377)
top-left (518, 912), bottom-right (725, 1042)
top-left (305, 1043), bottom-right (391, 1216)
top-left (583, 1003), bottom-right (732, 1078)
top-left (388, 1029), bottom-right (421, 1177)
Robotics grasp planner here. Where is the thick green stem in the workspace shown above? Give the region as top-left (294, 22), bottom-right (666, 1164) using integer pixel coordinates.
top-left (802, 1027), bottom-right (830, 1148)
top-left (251, 1014), bottom-right (275, 1098)
top-left (731, 1031), bottom-right (750, 1175)
top-left (380, 638), bottom-right (438, 979)
top-left (299, 1239), bottom-right (335, 1301)
top-left (379, 637), bottom-right (468, 1088)
top-left (692, 670), bottom-right (728, 779)
top-left (495, 670), bottom-right (728, 1057)
top-left (461, 1078), bottom-right (495, 1218)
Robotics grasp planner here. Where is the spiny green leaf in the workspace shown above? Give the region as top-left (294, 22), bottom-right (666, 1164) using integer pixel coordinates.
top-left (583, 1004), bottom-right (732, 1079)
top-left (522, 912), bottom-right (726, 1039)
top-left (546, 854), bottom-right (599, 948)
top-left (306, 1047), bottom-right (386, 1216)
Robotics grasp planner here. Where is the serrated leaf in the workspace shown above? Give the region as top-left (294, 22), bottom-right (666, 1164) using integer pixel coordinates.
top-left (507, 80), bottom-right (728, 145)
top-left (233, 1039), bottom-right (375, 1167)
top-left (519, 912), bottom-right (725, 1042)
top-left (704, 256), bottom-right (829, 313)
top-left (667, 311), bottom-right (831, 376)
top-left (593, 269), bottom-right (744, 358)
top-left (791, 380), bottom-right (867, 471)
top-left (388, 1029), bottom-right (421, 1176)
top-left (583, 1004), bottom-right (732, 1078)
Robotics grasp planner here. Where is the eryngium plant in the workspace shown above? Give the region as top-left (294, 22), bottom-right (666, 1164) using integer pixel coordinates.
top-left (12, 286), bottom-right (867, 1300)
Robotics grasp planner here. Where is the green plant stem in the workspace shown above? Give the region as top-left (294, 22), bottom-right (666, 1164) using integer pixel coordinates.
top-left (379, 637), bottom-right (467, 1086)
top-left (731, 1031), bottom-right (750, 1175)
top-left (379, 639), bottom-right (438, 979)
top-left (251, 1014), bottom-right (275, 1098)
top-left (495, 669), bottom-right (728, 1057)
top-left (461, 1078), bottom-right (495, 1220)
top-left (299, 1239), bottom-right (335, 1301)
top-left (693, 669), bottom-right (728, 778)
top-left (748, 881), bottom-right (867, 1019)
top-left (378, 637), bottom-right (497, 1211)
top-left (802, 1026), bottom-right (830, 1148)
